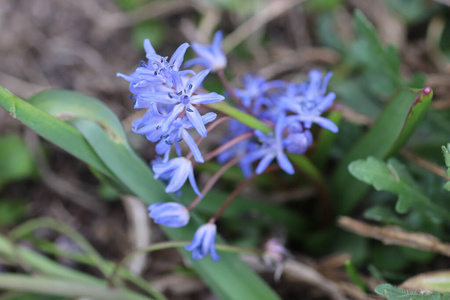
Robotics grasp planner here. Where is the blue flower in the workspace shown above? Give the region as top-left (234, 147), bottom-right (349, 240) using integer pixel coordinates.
top-left (234, 74), bottom-right (285, 108)
top-left (281, 70), bottom-right (338, 133)
top-left (185, 31), bottom-right (227, 71)
top-left (153, 157), bottom-right (202, 197)
top-left (148, 202), bottom-right (190, 227)
top-left (147, 69), bottom-right (224, 137)
top-left (241, 114), bottom-right (294, 175)
top-left (116, 39), bottom-right (190, 91)
top-left (155, 113), bottom-right (217, 163)
top-left (185, 223), bottom-right (220, 261)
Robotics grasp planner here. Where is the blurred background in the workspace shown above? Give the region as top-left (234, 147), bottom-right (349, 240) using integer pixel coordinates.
top-left (1, 0), bottom-right (450, 299)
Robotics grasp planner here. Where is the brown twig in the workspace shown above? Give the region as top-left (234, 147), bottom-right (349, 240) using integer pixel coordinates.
top-left (338, 216), bottom-right (450, 257)
top-left (401, 149), bottom-right (450, 181)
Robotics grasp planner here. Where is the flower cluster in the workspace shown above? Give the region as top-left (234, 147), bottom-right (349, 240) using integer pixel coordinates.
top-left (219, 71), bottom-right (337, 176)
top-left (117, 39), bottom-right (225, 196)
top-left (118, 31), bottom-right (337, 262)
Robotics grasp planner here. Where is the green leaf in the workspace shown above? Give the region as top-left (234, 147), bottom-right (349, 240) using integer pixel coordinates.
top-left (28, 90), bottom-right (127, 144)
top-left (345, 260), bottom-right (368, 292)
top-left (312, 110), bottom-right (342, 168)
top-left (0, 87), bottom-right (114, 179)
top-left (442, 144), bottom-right (450, 192)
top-left (71, 118), bottom-right (281, 300)
top-left (0, 87), bottom-right (282, 300)
top-left (351, 10), bottom-right (402, 91)
top-left (349, 157), bottom-right (450, 220)
top-left (0, 134), bottom-right (35, 188)
top-left (375, 284), bottom-right (446, 300)
top-left (331, 87), bottom-right (433, 214)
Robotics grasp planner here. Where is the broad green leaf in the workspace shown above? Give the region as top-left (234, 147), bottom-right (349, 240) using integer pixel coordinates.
top-left (331, 88), bottom-right (433, 214)
top-left (0, 134), bottom-right (35, 188)
top-left (71, 119), bottom-right (282, 300)
top-left (401, 271), bottom-right (450, 293)
top-left (0, 87), bottom-right (114, 179)
top-left (442, 144), bottom-right (450, 191)
top-left (375, 284), bottom-right (448, 300)
top-left (0, 87), bottom-right (282, 300)
top-left (349, 157), bottom-right (450, 220)
top-left (28, 90), bottom-right (127, 143)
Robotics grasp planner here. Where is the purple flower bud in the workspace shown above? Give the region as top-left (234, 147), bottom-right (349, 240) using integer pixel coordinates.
top-left (185, 223), bottom-right (220, 261)
top-left (148, 202), bottom-right (190, 227)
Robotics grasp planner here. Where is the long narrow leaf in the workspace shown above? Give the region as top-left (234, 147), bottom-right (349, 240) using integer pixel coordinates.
top-left (331, 88), bottom-right (433, 214)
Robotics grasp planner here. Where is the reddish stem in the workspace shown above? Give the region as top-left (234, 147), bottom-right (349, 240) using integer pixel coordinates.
top-left (187, 155), bottom-right (243, 211)
top-left (201, 131), bottom-right (253, 163)
top-left (209, 165), bottom-right (279, 223)
top-left (186, 116), bottom-right (231, 161)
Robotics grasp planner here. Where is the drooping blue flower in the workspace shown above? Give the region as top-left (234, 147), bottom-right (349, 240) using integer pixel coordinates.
top-left (185, 31), bottom-right (227, 72)
top-left (241, 114), bottom-right (294, 175)
top-left (185, 223), bottom-right (220, 261)
top-left (281, 70), bottom-right (338, 133)
top-left (148, 202), bottom-right (190, 227)
top-left (283, 118), bottom-right (313, 155)
top-left (153, 157), bottom-right (202, 197)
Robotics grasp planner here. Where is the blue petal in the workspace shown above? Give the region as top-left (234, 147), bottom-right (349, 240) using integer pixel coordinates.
top-left (313, 116), bottom-right (339, 133)
top-left (255, 153), bottom-right (275, 174)
top-left (169, 42), bottom-right (190, 70)
top-left (190, 92), bottom-right (225, 104)
top-left (185, 225), bottom-right (208, 251)
top-left (186, 106), bottom-right (207, 137)
top-left (184, 57), bottom-right (210, 69)
top-left (186, 69), bottom-right (210, 96)
top-left (188, 167), bottom-right (203, 197)
top-left (212, 31), bottom-right (223, 48)
top-left (143, 39), bottom-right (156, 57)
top-left (161, 104), bottom-right (184, 133)
top-left (181, 128), bottom-right (204, 163)
top-left (277, 151), bottom-right (295, 174)
top-left (165, 159), bottom-right (191, 193)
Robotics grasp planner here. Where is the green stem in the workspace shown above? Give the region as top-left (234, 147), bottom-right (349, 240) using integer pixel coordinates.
top-left (11, 218), bottom-right (108, 278)
top-left (31, 238), bottom-right (168, 300)
top-left (108, 241), bottom-right (261, 288)
top-left (0, 274), bottom-right (151, 300)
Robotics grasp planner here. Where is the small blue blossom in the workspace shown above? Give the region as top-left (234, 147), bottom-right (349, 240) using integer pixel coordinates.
top-left (241, 114), bottom-right (294, 175)
top-left (148, 202), bottom-right (190, 227)
top-left (144, 69), bottom-right (224, 137)
top-left (155, 113), bottom-right (217, 163)
top-left (185, 31), bottom-right (227, 72)
top-left (234, 74), bottom-right (285, 108)
top-left (116, 40), bottom-right (190, 91)
top-left (281, 70), bottom-right (338, 133)
top-left (185, 223), bottom-right (220, 261)
top-left (153, 157), bottom-right (202, 197)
